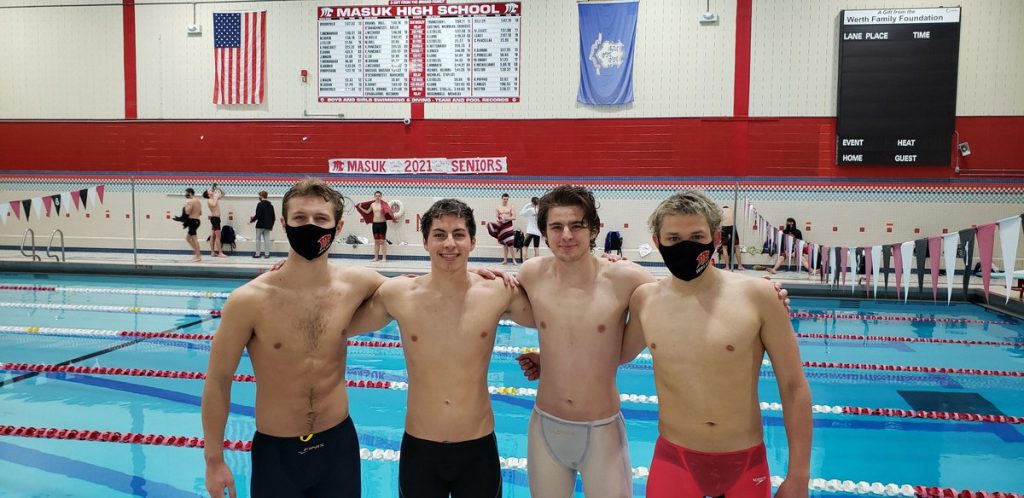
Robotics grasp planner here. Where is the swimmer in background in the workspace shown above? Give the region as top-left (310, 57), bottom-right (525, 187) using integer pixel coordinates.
top-left (184, 188), bottom-right (203, 263)
top-left (204, 183), bottom-right (227, 258)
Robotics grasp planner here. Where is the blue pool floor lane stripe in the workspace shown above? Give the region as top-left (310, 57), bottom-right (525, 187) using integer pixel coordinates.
top-left (0, 440), bottom-right (198, 497)
top-left (0, 317), bottom-right (212, 388)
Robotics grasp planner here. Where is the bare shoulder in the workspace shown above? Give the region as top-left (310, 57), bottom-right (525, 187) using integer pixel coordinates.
top-left (721, 271), bottom-right (780, 307)
top-left (224, 276), bottom-right (271, 312)
top-left (516, 256), bottom-right (551, 286)
top-left (602, 257), bottom-right (655, 287)
top-left (336, 265), bottom-right (386, 289)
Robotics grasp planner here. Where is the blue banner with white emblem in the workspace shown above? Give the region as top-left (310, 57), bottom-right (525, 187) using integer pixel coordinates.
top-left (577, 0), bottom-right (638, 105)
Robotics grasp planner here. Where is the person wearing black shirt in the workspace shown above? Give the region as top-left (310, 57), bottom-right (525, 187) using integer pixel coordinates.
top-left (250, 191), bottom-right (276, 258)
top-left (768, 218), bottom-right (813, 275)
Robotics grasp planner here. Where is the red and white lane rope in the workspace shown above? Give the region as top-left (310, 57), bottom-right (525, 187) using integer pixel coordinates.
top-left (2, 327), bottom-right (1020, 378)
top-left (2, 363), bottom-right (1020, 424)
top-left (0, 302), bottom-right (220, 317)
top-left (794, 333), bottom-right (1024, 348)
top-left (5, 325), bottom-right (1021, 351)
top-left (0, 284), bottom-right (230, 299)
top-left (789, 312), bottom-right (1015, 326)
top-left (0, 425), bottom-right (1019, 497)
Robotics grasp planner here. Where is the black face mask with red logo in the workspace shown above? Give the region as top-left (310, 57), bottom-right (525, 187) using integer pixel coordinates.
top-left (284, 223), bottom-right (337, 260)
top-left (657, 239), bottom-right (717, 281)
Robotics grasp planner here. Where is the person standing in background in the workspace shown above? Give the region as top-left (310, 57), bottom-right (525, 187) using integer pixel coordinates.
top-left (184, 188), bottom-right (203, 263)
top-left (250, 191), bottom-right (275, 259)
top-left (493, 193), bottom-right (517, 265)
top-left (204, 183), bottom-right (227, 258)
top-left (720, 204), bottom-right (743, 271)
top-left (356, 191), bottom-right (395, 263)
top-left (519, 196), bottom-right (542, 261)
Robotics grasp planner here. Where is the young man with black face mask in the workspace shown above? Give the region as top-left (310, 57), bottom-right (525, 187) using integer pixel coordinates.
top-left (620, 190), bottom-right (812, 498)
top-left (202, 178), bottom-right (389, 498)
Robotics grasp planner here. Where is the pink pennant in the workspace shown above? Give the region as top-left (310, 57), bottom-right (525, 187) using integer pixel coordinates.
top-left (893, 244), bottom-right (904, 300)
top-left (865, 248), bottom-right (874, 297)
top-left (70, 190), bottom-right (81, 210)
top-left (840, 247), bottom-right (848, 286)
top-left (9, 200), bottom-right (20, 220)
top-left (976, 223), bottom-right (997, 303)
top-left (96, 185), bottom-right (105, 204)
top-left (42, 196), bottom-right (53, 217)
top-left (928, 237), bottom-right (942, 301)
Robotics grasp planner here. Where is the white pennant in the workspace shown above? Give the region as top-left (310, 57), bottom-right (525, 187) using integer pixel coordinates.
top-left (871, 245), bottom-right (882, 298)
top-left (811, 244), bottom-right (819, 272)
top-left (997, 216), bottom-right (1022, 304)
top-left (828, 247), bottom-right (837, 289)
top-left (88, 186), bottom-right (99, 208)
top-left (61, 192), bottom-right (73, 214)
top-left (900, 241), bottom-right (915, 303)
top-left (796, 239), bottom-right (805, 273)
top-left (0, 203), bottom-right (8, 225)
top-left (786, 235), bottom-right (795, 270)
top-left (775, 229), bottom-right (784, 264)
top-left (33, 197), bottom-right (43, 219)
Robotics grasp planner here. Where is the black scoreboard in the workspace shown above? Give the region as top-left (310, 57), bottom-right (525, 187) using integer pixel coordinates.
top-left (836, 7), bottom-right (961, 166)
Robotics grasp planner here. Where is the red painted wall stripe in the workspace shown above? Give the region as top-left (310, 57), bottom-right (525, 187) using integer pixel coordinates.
top-left (1, 117), bottom-right (1021, 178)
top-left (733, 0), bottom-right (752, 117)
top-left (122, 0), bottom-right (137, 120)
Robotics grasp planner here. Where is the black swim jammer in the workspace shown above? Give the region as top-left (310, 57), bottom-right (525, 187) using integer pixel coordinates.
top-left (399, 432), bottom-right (501, 498)
top-left (251, 416), bottom-right (360, 498)
top-left (185, 218), bottom-right (201, 236)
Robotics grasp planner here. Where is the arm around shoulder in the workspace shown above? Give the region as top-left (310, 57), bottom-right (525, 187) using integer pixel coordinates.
top-left (620, 284), bottom-right (650, 364)
top-left (347, 276), bottom-right (395, 336)
top-left (756, 281), bottom-right (812, 485)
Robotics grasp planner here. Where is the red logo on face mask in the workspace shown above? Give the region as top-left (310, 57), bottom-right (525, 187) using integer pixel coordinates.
top-left (695, 249), bottom-right (711, 268)
top-left (317, 234), bottom-right (332, 253)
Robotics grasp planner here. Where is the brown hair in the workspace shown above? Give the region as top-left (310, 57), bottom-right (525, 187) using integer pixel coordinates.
top-left (421, 198), bottom-right (476, 241)
top-left (537, 185), bottom-right (601, 250)
top-left (648, 190), bottom-right (722, 239)
top-left (282, 178), bottom-right (345, 224)
top-left (258, 191), bottom-right (268, 199)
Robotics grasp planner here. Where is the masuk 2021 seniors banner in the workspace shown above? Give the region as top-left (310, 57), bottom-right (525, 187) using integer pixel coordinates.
top-left (328, 157), bottom-right (507, 174)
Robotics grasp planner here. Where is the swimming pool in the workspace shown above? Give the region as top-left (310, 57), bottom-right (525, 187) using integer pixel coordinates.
top-left (0, 272), bottom-right (1022, 497)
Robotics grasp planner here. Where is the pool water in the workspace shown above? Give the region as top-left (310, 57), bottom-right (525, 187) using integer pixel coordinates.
top-left (0, 272), bottom-right (1022, 497)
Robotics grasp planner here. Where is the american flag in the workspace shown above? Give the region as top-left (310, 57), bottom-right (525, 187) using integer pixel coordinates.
top-left (213, 11), bottom-right (266, 105)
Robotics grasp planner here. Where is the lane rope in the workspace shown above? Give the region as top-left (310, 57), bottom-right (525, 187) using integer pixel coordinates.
top-left (2, 363), bottom-right (1020, 424)
top-left (2, 328), bottom-right (1020, 378)
top-left (0, 425), bottom-right (1018, 497)
top-left (793, 332), bottom-right (1024, 348)
top-left (0, 302), bottom-right (220, 317)
top-left (787, 312), bottom-right (1015, 326)
top-left (0, 284), bottom-right (229, 299)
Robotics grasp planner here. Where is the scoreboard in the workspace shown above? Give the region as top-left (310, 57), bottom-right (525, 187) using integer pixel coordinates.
top-left (836, 7), bottom-right (961, 166)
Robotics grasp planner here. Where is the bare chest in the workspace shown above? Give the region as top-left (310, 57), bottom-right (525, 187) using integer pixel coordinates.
top-left (642, 298), bottom-right (761, 365)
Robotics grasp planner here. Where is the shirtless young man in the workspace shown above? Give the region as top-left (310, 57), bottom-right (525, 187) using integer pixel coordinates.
top-left (347, 198), bottom-right (534, 497)
top-left (496, 193), bottom-right (517, 265)
top-left (204, 183), bottom-right (227, 257)
top-left (202, 179), bottom-right (387, 498)
top-left (513, 185), bottom-right (654, 497)
top-left (353, 190), bottom-right (391, 262)
top-left (514, 186), bottom-right (789, 497)
top-left (184, 188), bottom-right (203, 263)
top-left (621, 190), bottom-right (811, 498)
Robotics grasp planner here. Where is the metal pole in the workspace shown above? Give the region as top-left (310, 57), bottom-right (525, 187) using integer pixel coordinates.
top-left (131, 176), bottom-right (138, 266)
top-left (731, 182), bottom-right (739, 271)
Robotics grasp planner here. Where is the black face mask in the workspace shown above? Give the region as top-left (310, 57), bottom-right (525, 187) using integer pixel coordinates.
top-left (284, 223), bottom-right (337, 260)
top-left (657, 239), bottom-right (716, 281)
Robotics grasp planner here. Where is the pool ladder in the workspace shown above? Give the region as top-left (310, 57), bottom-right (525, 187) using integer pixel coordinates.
top-left (20, 229), bottom-right (41, 261)
top-left (19, 229), bottom-right (65, 262)
top-left (47, 229), bottom-right (65, 262)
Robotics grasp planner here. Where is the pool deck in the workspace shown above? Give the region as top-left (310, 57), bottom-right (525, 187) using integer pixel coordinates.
top-left (1, 248), bottom-right (1022, 316)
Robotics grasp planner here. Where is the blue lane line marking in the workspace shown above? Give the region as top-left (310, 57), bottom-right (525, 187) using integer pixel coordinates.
top-left (0, 440), bottom-right (198, 498)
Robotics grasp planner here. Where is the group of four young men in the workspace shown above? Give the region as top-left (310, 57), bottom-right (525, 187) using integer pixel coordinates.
top-left (201, 179), bottom-right (810, 498)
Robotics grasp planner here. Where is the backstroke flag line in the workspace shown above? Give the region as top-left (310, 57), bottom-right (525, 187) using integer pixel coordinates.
top-left (577, 0), bottom-right (638, 105)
